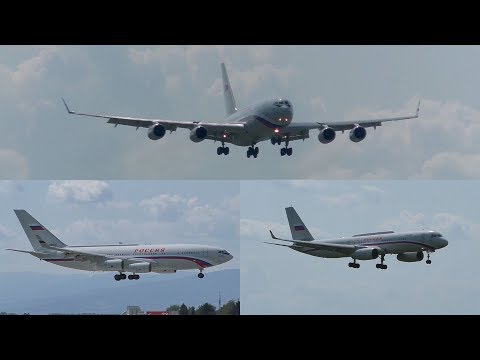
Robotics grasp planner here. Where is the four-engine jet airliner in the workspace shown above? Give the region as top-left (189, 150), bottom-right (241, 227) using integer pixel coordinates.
top-left (266, 206), bottom-right (448, 269)
top-left (62, 63), bottom-right (420, 158)
top-left (7, 210), bottom-right (233, 281)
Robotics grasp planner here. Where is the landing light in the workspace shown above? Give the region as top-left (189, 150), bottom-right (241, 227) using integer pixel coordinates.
top-left (222, 134), bottom-right (227, 138)
top-left (274, 129), bottom-right (279, 133)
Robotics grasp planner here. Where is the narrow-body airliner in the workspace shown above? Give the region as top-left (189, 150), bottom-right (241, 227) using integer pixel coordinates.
top-left (63, 63), bottom-right (420, 158)
top-left (267, 207), bottom-right (448, 269)
top-left (7, 210), bottom-right (233, 280)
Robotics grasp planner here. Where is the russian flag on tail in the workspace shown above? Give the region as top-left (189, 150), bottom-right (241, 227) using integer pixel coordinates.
top-left (30, 225), bottom-right (44, 231)
top-left (294, 225), bottom-right (305, 231)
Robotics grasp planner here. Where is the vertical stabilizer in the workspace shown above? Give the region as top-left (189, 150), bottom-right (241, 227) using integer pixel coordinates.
top-left (285, 207), bottom-right (314, 241)
top-left (14, 210), bottom-right (67, 251)
top-left (221, 63), bottom-right (237, 116)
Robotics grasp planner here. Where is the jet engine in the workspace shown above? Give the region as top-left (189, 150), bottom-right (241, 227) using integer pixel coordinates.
top-left (349, 126), bottom-right (367, 142)
top-left (189, 126), bottom-right (208, 142)
top-left (148, 124), bottom-right (166, 140)
top-left (104, 259), bottom-right (124, 271)
top-left (397, 252), bottom-right (424, 262)
top-left (351, 248), bottom-right (379, 260)
top-left (126, 262), bottom-right (152, 273)
top-left (318, 127), bottom-right (336, 144)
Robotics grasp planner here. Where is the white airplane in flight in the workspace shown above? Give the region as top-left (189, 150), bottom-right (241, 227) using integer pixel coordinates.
top-left (266, 206), bottom-right (448, 269)
top-left (62, 63), bottom-right (421, 158)
top-left (7, 210), bottom-right (233, 281)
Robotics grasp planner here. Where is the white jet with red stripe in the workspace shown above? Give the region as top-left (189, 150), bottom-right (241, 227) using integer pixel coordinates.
top-left (8, 210), bottom-right (233, 281)
top-left (266, 206), bottom-right (448, 270)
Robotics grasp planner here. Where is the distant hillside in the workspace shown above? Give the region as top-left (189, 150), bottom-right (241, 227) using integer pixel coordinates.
top-left (0, 269), bottom-right (239, 314)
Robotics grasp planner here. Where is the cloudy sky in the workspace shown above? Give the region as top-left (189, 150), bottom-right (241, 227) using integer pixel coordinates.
top-left (2, 45), bottom-right (480, 179)
top-left (241, 180), bottom-right (480, 314)
top-left (0, 180), bottom-right (239, 274)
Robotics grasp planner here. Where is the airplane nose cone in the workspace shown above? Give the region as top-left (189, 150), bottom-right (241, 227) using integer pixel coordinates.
top-left (440, 238), bottom-right (448, 248)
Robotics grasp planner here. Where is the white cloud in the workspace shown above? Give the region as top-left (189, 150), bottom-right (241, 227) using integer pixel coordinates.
top-left (319, 192), bottom-right (360, 207)
top-left (0, 46), bottom-right (60, 114)
top-left (0, 224), bottom-right (15, 240)
top-left (415, 152), bottom-right (480, 179)
top-left (48, 181), bottom-right (112, 204)
top-left (0, 180), bottom-right (24, 194)
top-left (0, 150), bottom-right (29, 179)
top-left (139, 194), bottom-right (192, 217)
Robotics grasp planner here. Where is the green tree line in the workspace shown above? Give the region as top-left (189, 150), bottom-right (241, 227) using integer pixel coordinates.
top-left (166, 300), bottom-right (240, 315)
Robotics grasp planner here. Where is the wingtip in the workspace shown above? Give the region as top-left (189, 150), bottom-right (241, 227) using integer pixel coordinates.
top-left (416, 99), bottom-right (421, 117)
top-left (61, 97), bottom-right (74, 114)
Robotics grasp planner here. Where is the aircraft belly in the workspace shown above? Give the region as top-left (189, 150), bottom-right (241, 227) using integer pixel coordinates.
top-left (151, 258), bottom-right (205, 271)
top-left (380, 243), bottom-right (423, 254)
top-left (295, 247), bottom-right (345, 258)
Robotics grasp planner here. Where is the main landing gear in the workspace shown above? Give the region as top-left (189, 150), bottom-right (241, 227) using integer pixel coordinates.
top-left (348, 259), bottom-right (360, 268)
top-left (114, 273), bottom-right (139, 281)
top-left (198, 271), bottom-right (205, 278)
top-left (271, 136), bottom-right (293, 156)
top-left (217, 139), bottom-right (229, 155)
top-left (280, 137), bottom-right (292, 157)
top-left (426, 253), bottom-right (432, 264)
top-left (247, 145), bottom-right (259, 158)
top-left (376, 254), bottom-right (387, 270)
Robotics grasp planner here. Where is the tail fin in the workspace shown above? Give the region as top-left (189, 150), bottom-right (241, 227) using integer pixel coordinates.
top-left (221, 63), bottom-right (237, 116)
top-left (285, 206), bottom-right (314, 241)
top-left (14, 210), bottom-right (67, 251)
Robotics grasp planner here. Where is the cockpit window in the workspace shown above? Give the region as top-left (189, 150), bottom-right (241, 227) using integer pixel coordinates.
top-left (218, 250), bottom-right (230, 255)
top-left (431, 233), bottom-right (442, 238)
top-left (274, 100), bottom-right (291, 107)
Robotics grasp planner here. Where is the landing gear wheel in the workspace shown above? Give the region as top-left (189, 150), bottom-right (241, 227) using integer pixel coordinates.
top-left (247, 146), bottom-right (258, 158)
top-left (277, 138), bottom-right (281, 145)
top-left (376, 254), bottom-right (387, 269)
top-left (198, 272), bottom-right (205, 278)
top-left (114, 274), bottom-right (121, 281)
top-left (128, 275), bottom-right (134, 280)
top-left (348, 262), bottom-right (360, 268)
top-left (224, 147), bottom-right (229, 155)
top-left (217, 147), bottom-right (223, 155)
top-left (134, 275), bottom-right (140, 280)
top-left (287, 148), bottom-right (293, 156)
top-left (271, 137), bottom-right (277, 145)
top-left (121, 273), bottom-right (126, 280)
top-left (280, 148), bottom-right (286, 156)
top-left (426, 253), bottom-right (431, 264)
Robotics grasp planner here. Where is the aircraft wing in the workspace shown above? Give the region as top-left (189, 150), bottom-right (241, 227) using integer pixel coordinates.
top-left (62, 98), bottom-right (245, 134)
top-left (42, 245), bottom-right (111, 262)
top-left (277, 100), bottom-right (420, 139)
top-left (269, 230), bottom-right (361, 255)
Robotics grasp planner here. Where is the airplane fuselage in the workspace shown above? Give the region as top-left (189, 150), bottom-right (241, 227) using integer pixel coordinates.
top-left (223, 98), bottom-right (294, 146)
top-left (33, 244), bottom-right (233, 273)
top-left (293, 231), bottom-right (449, 258)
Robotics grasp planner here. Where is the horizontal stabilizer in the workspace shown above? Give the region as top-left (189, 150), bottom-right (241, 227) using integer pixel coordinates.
top-left (263, 241), bottom-right (292, 248)
top-left (6, 248), bottom-right (37, 255)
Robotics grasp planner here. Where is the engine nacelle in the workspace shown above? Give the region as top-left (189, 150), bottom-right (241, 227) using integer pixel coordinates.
top-left (104, 259), bottom-right (124, 271)
top-left (318, 127), bottom-right (336, 144)
top-left (126, 262), bottom-right (152, 273)
top-left (351, 248), bottom-right (379, 260)
top-left (397, 252), bottom-right (424, 262)
top-left (189, 126), bottom-right (208, 142)
top-left (349, 126), bottom-right (367, 142)
top-left (148, 124), bottom-right (166, 140)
